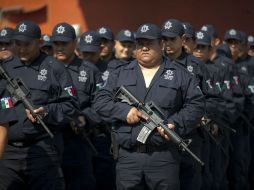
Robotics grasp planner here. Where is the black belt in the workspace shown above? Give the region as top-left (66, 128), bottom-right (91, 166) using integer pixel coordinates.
top-left (8, 135), bottom-right (50, 148)
top-left (130, 144), bottom-right (169, 153)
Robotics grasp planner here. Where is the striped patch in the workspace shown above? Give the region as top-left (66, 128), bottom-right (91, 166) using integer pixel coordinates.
top-left (1, 97), bottom-right (13, 109)
top-left (64, 86), bottom-right (75, 96)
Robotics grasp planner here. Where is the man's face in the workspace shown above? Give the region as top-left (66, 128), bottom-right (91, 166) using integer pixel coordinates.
top-left (14, 39), bottom-right (40, 64)
top-left (193, 44), bottom-right (211, 62)
top-left (100, 38), bottom-right (114, 58)
top-left (114, 41), bottom-right (135, 60)
top-left (162, 36), bottom-right (183, 56)
top-left (0, 42), bottom-right (14, 60)
top-left (248, 46), bottom-right (254, 57)
top-left (183, 37), bottom-right (196, 54)
top-left (135, 38), bottom-right (163, 68)
top-left (82, 51), bottom-right (101, 64)
top-left (53, 40), bottom-right (76, 63)
top-left (226, 39), bottom-right (241, 60)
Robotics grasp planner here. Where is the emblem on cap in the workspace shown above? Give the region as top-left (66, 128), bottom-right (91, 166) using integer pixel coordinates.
top-left (43, 35), bottom-right (50, 42)
top-left (18, 23), bottom-right (27, 33)
top-left (99, 27), bottom-right (107, 34)
top-left (196, 32), bottom-right (204, 39)
top-left (164, 21), bottom-right (172, 30)
top-left (124, 30), bottom-right (131, 37)
top-left (84, 34), bottom-right (93, 43)
top-left (57, 25), bottom-right (65, 34)
top-left (0, 29), bottom-right (7, 36)
top-left (229, 29), bottom-right (236, 36)
top-left (201, 26), bottom-right (208, 31)
top-left (182, 24), bottom-right (186, 30)
top-left (248, 36), bottom-right (254, 43)
top-left (141, 25), bottom-right (149, 33)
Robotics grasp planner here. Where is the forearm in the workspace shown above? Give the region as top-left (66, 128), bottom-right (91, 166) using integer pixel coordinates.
top-left (0, 124), bottom-right (8, 159)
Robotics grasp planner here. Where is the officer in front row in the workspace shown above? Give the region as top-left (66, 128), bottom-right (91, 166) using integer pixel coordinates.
top-left (0, 20), bottom-right (79, 190)
top-left (51, 23), bottom-right (99, 190)
top-left (161, 18), bottom-right (205, 190)
top-left (93, 23), bottom-right (204, 190)
top-left (0, 27), bottom-right (15, 61)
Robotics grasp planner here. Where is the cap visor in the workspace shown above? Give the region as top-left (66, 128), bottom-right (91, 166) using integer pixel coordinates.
top-left (78, 45), bottom-right (99, 52)
top-left (161, 31), bottom-right (178, 38)
top-left (51, 35), bottom-right (73, 42)
top-left (196, 41), bottom-right (210, 46)
top-left (13, 35), bottom-right (34, 42)
top-left (0, 38), bottom-right (12, 43)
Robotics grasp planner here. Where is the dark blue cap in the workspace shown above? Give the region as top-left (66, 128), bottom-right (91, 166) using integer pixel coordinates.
top-left (77, 31), bottom-right (101, 52)
top-left (135, 23), bottom-right (161, 40)
top-left (195, 30), bottom-right (211, 46)
top-left (13, 20), bottom-right (41, 42)
top-left (51, 22), bottom-right (76, 42)
top-left (97, 27), bottom-right (114, 40)
top-left (116, 29), bottom-right (134, 42)
top-left (248, 35), bottom-right (254, 46)
top-left (182, 22), bottom-right (195, 38)
top-left (41, 34), bottom-right (52, 47)
top-left (0, 27), bottom-right (14, 43)
top-left (201, 24), bottom-right (218, 38)
top-left (161, 19), bottom-right (184, 38)
top-left (216, 43), bottom-right (232, 58)
top-left (239, 31), bottom-right (247, 45)
top-left (224, 29), bottom-right (241, 41)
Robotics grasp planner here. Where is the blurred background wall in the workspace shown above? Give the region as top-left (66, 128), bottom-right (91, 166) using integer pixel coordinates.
top-left (1, 0), bottom-right (253, 37)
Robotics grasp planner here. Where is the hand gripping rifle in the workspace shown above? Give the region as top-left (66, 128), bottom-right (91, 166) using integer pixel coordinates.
top-left (0, 64), bottom-right (54, 138)
top-left (114, 85), bottom-right (204, 166)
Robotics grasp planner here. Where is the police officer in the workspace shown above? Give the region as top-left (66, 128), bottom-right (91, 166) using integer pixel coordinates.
top-left (193, 30), bottom-right (233, 190)
top-left (0, 20), bottom-right (79, 190)
top-left (0, 27), bottom-right (15, 60)
top-left (247, 35), bottom-right (254, 57)
top-left (161, 18), bottom-right (205, 190)
top-left (52, 23), bottom-right (98, 190)
top-left (97, 27), bottom-right (115, 63)
top-left (40, 34), bottom-right (53, 56)
top-left (77, 31), bottom-right (116, 190)
top-left (182, 22), bottom-right (196, 54)
top-left (224, 28), bottom-right (251, 190)
top-left (93, 23), bottom-right (204, 190)
top-left (106, 29), bottom-right (135, 77)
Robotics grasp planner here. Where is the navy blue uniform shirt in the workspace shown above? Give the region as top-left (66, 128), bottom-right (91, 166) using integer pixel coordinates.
top-left (93, 58), bottom-right (204, 149)
top-left (65, 56), bottom-right (103, 127)
top-left (1, 53), bottom-right (79, 142)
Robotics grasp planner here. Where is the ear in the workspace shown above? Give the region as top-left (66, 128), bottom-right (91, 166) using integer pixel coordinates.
top-left (214, 38), bottom-right (221, 46)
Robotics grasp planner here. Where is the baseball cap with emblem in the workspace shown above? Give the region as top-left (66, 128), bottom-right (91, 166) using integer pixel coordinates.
top-left (116, 29), bottom-right (134, 42)
top-left (201, 24), bottom-right (218, 38)
top-left (0, 27), bottom-right (14, 43)
top-left (51, 22), bottom-right (76, 42)
top-left (182, 22), bottom-right (195, 38)
top-left (248, 35), bottom-right (254, 46)
top-left (135, 23), bottom-right (161, 40)
top-left (97, 27), bottom-right (114, 40)
top-left (77, 31), bottom-right (101, 52)
top-left (224, 29), bottom-right (241, 41)
top-left (161, 19), bottom-right (184, 38)
top-left (41, 34), bottom-right (52, 47)
top-left (13, 20), bottom-right (41, 42)
top-left (195, 30), bottom-right (211, 46)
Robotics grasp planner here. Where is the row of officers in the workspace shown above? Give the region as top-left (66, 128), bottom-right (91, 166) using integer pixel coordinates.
top-left (0, 19), bottom-right (254, 190)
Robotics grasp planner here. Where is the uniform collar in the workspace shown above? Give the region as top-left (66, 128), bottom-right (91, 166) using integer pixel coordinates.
top-left (174, 50), bottom-right (188, 66)
top-left (65, 56), bottom-right (82, 72)
top-left (12, 53), bottom-right (47, 71)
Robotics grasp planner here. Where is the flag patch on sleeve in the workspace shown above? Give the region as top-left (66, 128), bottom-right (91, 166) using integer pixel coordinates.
top-left (64, 86), bottom-right (75, 96)
top-left (1, 97), bottom-right (13, 109)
